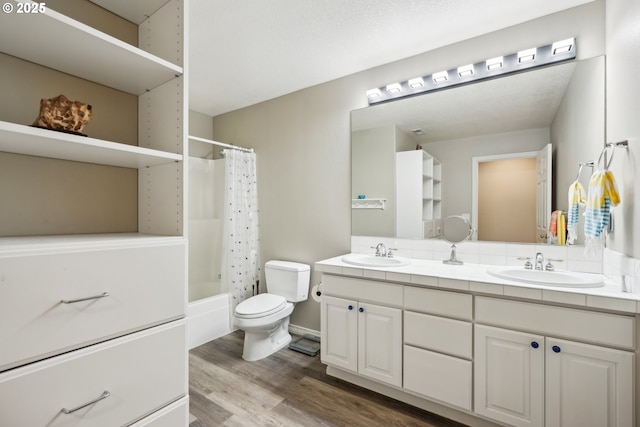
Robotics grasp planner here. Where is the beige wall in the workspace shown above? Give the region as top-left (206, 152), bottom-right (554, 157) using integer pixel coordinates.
top-left (205, 1), bottom-right (606, 332)
top-left (606, 0), bottom-right (640, 259)
top-left (478, 158), bottom-right (537, 242)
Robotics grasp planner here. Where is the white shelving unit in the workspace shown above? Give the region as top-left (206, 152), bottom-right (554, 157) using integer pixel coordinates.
top-left (0, 0), bottom-right (188, 424)
top-left (396, 150), bottom-right (442, 239)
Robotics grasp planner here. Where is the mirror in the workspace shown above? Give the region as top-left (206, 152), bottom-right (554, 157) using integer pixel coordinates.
top-left (442, 215), bottom-right (473, 265)
top-left (351, 56), bottom-right (605, 245)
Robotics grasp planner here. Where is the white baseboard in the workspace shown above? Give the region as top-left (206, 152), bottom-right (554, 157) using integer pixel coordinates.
top-left (289, 323), bottom-right (320, 339)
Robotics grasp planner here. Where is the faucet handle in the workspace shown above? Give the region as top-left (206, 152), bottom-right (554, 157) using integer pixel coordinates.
top-left (518, 257), bottom-right (533, 269)
top-left (545, 258), bottom-right (564, 271)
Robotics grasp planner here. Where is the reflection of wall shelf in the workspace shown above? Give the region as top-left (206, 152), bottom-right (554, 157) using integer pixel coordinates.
top-left (352, 198), bottom-right (386, 210)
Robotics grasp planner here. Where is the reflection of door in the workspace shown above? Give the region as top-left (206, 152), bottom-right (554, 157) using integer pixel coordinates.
top-left (472, 147), bottom-right (551, 243)
top-left (536, 144), bottom-right (552, 243)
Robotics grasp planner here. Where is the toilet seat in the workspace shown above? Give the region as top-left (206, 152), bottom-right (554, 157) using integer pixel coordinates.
top-left (235, 293), bottom-right (287, 319)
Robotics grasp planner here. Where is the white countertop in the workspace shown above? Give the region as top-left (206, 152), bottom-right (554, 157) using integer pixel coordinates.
top-left (316, 254), bottom-right (640, 314)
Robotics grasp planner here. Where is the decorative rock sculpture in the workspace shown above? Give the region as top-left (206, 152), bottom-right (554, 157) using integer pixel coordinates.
top-left (32, 94), bottom-right (93, 134)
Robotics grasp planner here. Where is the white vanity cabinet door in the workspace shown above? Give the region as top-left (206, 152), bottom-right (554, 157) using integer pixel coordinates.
top-left (358, 301), bottom-right (402, 387)
top-left (321, 295), bottom-right (358, 372)
top-left (321, 295), bottom-right (402, 387)
top-left (474, 324), bottom-right (544, 427)
top-left (545, 337), bottom-right (634, 427)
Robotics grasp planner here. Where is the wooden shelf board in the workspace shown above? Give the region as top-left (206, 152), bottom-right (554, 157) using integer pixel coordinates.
top-left (0, 121), bottom-right (181, 168)
top-left (0, 3), bottom-right (182, 95)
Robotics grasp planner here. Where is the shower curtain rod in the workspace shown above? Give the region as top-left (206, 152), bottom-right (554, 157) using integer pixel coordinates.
top-left (188, 135), bottom-right (254, 153)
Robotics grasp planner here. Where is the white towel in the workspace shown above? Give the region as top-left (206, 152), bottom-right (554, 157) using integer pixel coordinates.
top-left (567, 181), bottom-right (585, 244)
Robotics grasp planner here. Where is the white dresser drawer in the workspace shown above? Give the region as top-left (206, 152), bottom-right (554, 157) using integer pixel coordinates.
top-left (0, 320), bottom-right (187, 427)
top-left (0, 242), bottom-right (186, 371)
top-left (404, 286), bottom-right (472, 320)
top-left (476, 296), bottom-right (635, 349)
top-left (404, 311), bottom-right (472, 359)
top-left (130, 397), bottom-right (189, 427)
top-left (403, 345), bottom-right (472, 411)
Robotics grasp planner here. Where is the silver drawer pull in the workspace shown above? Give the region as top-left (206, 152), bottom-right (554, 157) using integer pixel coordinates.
top-left (61, 291), bottom-right (109, 304)
top-left (61, 390), bottom-right (111, 414)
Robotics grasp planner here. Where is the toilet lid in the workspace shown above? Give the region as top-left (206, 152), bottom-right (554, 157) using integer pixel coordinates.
top-left (235, 293), bottom-right (287, 319)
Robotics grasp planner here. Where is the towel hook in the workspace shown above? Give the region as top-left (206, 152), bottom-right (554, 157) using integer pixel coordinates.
top-left (597, 140), bottom-right (628, 170)
top-left (574, 161), bottom-right (594, 181)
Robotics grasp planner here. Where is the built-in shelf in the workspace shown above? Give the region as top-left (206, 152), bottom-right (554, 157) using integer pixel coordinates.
top-left (89, 0), bottom-right (170, 24)
top-left (0, 121), bottom-right (182, 168)
top-left (0, 2), bottom-right (182, 95)
top-left (352, 198), bottom-right (386, 210)
top-left (0, 233), bottom-right (185, 255)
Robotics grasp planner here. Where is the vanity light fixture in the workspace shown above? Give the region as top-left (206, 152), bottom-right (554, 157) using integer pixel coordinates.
top-left (386, 83), bottom-right (402, 94)
top-left (457, 64), bottom-right (474, 77)
top-left (486, 56), bottom-right (503, 71)
top-left (552, 38), bottom-right (574, 55)
top-left (517, 47), bottom-right (537, 63)
top-left (408, 77), bottom-right (425, 88)
top-left (432, 71), bottom-right (449, 83)
top-left (366, 37), bottom-right (576, 105)
top-left (366, 88), bottom-right (382, 99)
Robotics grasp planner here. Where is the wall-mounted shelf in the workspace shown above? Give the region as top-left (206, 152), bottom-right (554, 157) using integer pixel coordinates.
top-left (352, 198), bottom-right (386, 210)
top-left (0, 121), bottom-right (182, 169)
top-left (0, 2), bottom-right (182, 95)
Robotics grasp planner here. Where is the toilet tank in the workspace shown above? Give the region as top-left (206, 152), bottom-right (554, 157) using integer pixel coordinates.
top-left (265, 260), bottom-right (310, 302)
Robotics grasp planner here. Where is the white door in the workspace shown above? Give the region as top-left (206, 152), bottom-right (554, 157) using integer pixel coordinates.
top-left (474, 325), bottom-right (544, 427)
top-left (357, 303), bottom-right (402, 387)
top-left (536, 143), bottom-right (552, 243)
top-left (545, 338), bottom-right (634, 427)
top-left (320, 295), bottom-right (357, 372)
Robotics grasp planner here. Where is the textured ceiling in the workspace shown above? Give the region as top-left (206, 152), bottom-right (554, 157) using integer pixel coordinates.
top-left (189, 0), bottom-right (592, 117)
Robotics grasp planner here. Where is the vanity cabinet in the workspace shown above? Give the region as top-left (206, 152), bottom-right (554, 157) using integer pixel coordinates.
top-left (320, 275), bottom-right (403, 387)
top-left (475, 297), bottom-right (634, 427)
top-left (403, 287), bottom-right (473, 410)
top-left (0, 1), bottom-right (188, 424)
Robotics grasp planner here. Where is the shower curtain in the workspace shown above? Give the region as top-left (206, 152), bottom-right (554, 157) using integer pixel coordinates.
top-left (221, 149), bottom-right (261, 318)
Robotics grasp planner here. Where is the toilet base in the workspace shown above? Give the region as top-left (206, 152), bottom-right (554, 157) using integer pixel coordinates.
top-left (241, 317), bottom-right (292, 361)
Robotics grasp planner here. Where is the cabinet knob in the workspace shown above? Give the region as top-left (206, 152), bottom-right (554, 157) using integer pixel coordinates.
top-left (530, 341), bottom-right (539, 349)
top-left (348, 305), bottom-right (354, 310)
top-left (359, 307), bottom-right (364, 313)
top-left (552, 345), bottom-right (561, 353)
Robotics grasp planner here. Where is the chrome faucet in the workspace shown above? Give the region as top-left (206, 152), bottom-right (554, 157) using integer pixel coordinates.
top-left (374, 243), bottom-right (387, 257)
top-left (535, 252), bottom-right (544, 271)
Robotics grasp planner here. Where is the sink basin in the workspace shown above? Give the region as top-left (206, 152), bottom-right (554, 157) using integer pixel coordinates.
top-left (489, 268), bottom-right (604, 288)
top-left (341, 254), bottom-right (411, 268)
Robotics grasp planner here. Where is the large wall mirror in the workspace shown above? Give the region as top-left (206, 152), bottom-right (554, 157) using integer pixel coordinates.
top-left (351, 55), bottom-right (605, 245)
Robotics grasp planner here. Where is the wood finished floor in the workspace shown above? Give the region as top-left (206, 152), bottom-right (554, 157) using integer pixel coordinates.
top-left (189, 331), bottom-right (468, 427)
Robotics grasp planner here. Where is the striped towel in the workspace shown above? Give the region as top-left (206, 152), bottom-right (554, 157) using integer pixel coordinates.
top-left (584, 170), bottom-right (620, 254)
top-left (567, 181), bottom-right (586, 244)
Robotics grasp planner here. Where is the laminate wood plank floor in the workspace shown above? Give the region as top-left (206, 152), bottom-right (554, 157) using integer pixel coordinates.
top-left (189, 331), bottom-right (468, 427)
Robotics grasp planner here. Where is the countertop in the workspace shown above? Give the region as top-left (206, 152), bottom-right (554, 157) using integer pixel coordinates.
top-left (316, 254), bottom-right (640, 314)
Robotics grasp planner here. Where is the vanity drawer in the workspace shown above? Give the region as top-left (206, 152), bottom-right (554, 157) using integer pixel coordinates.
top-left (476, 296), bottom-right (635, 349)
top-left (0, 242), bottom-right (186, 371)
top-left (0, 320), bottom-right (187, 427)
top-left (404, 345), bottom-right (472, 411)
top-left (404, 311), bottom-right (472, 359)
top-left (404, 286), bottom-right (472, 320)
top-left (322, 274), bottom-right (403, 306)
top-left (130, 397), bottom-right (189, 427)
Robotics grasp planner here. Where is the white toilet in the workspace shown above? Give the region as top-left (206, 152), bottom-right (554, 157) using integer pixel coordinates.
top-left (233, 260), bottom-right (310, 361)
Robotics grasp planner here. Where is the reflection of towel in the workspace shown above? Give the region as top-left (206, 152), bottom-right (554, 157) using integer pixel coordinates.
top-left (585, 170), bottom-right (620, 254)
top-left (557, 211), bottom-right (566, 245)
top-left (567, 181), bottom-right (586, 244)
top-left (548, 210), bottom-right (567, 245)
